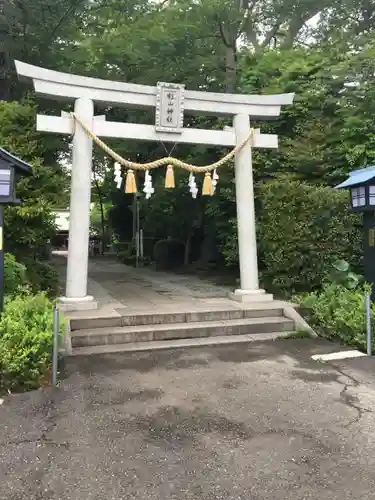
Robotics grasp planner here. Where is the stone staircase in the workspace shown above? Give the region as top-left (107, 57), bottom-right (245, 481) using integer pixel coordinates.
top-left (67, 303), bottom-right (298, 356)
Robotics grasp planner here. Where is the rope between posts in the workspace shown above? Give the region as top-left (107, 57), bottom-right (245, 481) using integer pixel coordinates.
top-left (71, 112), bottom-right (254, 173)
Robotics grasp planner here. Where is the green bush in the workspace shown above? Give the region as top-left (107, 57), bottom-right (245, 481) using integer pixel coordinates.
top-left (258, 178), bottom-right (362, 295)
top-left (295, 283), bottom-right (375, 351)
top-left (4, 253), bottom-right (59, 298)
top-left (0, 293), bottom-right (64, 392)
top-left (24, 259), bottom-right (60, 297)
top-left (326, 259), bottom-right (363, 289)
top-left (4, 253), bottom-right (26, 296)
top-left (220, 176), bottom-right (362, 296)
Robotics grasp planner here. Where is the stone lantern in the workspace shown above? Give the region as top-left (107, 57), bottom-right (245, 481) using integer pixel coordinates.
top-left (336, 166), bottom-right (375, 299)
top-left (0, 148), bottom-right (32, 204)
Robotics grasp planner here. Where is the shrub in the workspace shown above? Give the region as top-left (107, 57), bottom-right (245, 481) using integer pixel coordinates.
top-left (326, 259), bottom-right (363, 289)
top-left (24, 259), bottom-right (60, 297)
top-left (4, 254), bottom-right (59, 298)
top-left (0, 293), bottom-right (64, 392)
top-left (295, 283), bottom-right (375, 351)
top-left (4, 253), bottom-right (26, 296)
top-left (153, 238), bottom-right (185, 270)
top-left (258, 178), bottom-right (363, 295)
top-left (219, 176), bottom-right (362, 296)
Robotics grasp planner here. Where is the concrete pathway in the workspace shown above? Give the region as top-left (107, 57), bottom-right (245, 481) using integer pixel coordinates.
top-left (1, 338), bottom-right (375, 499)
top-left (54, 255), bottom-right (291, 319)
top-left (87, 256), bottom-right (233, 307)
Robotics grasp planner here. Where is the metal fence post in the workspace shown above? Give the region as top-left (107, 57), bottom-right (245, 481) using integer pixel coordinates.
top-left (366, 292), bottom-right (372, 357)
top-left (52, 305), bottom-right (60, 386)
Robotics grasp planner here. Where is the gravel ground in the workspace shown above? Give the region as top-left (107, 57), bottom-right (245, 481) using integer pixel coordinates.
top-left (1, 338), bottom-right (375, 500)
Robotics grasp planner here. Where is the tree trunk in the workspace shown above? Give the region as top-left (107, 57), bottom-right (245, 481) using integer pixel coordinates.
top-left (94, 177), bottom-right (106, 255)
top-left (98, 199), bottom-right (106, 255)
top-left (224, 45), bottom-right (237, 93)
top-left (0, 52), bottom-right (11, 101)
top-left (184, 231), bottom-right (192, 266)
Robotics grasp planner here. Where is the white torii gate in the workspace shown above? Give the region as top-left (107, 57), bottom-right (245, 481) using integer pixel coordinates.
top-left (15, 60), bottom-right (294, 311)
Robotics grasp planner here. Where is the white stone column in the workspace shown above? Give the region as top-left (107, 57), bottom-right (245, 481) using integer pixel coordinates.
top-left (229, 113), bottom-right (272, 302)
top-left (60, 97), bottom-right (97, 311)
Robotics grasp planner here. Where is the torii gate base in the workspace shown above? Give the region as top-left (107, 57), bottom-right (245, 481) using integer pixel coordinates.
top-left (15, 61), bottom-right (294, 311)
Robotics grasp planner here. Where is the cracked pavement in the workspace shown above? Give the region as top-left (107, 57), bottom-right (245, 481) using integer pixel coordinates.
top-left (1, 338), bottom-right (375, 499)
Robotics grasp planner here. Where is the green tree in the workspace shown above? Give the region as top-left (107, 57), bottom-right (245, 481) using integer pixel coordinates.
top-left (0, 100), bottom-right (69, 260)
top-left (0, 0), bottom-right (88, 100)
top-left (238, 46), bottom-right (350, 184)
top-left (335, 39), bottom-right (375, 169)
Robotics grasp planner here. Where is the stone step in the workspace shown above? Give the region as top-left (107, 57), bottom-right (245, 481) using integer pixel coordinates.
top-left (69, 306), bottom-right (285, 331)
top-left (71, 317), bottom-right (294, 347)
top-left (70, 331), bottom-right (293, 356)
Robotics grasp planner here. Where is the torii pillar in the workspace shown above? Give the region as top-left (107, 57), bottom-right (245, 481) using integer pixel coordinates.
top-left (64, 97), bottom-right (95, 309)
top-left (231, 113), bottom-right (262, 301)
top-left (15, 60), bottom-right (294, 310)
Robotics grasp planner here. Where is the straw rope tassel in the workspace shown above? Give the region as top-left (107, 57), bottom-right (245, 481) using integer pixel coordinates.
top-left (202, 172), bottom-right (213, 196)
top-left (125, 169), bottom-right (137, 193)
top-left (165, 165), bottom-right (175, 188)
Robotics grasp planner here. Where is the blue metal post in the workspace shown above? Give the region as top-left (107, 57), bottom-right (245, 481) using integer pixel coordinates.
top-left (366, 293), bottom-right (372, 356)
top-left (52, 306), bottom-right (60, 386)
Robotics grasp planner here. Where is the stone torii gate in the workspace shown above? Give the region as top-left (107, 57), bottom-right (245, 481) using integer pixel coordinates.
top-left (15, 60), bottom-right (294, 311)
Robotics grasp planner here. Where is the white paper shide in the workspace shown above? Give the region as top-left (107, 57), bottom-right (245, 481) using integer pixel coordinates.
top-left (143, 170), bottom-right (154, 199)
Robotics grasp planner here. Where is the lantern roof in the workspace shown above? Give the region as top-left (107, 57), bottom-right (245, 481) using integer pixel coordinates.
top-left (335, 166), bottom-right (375, 189)
top-left (0, 147), bottom-right (33, 175)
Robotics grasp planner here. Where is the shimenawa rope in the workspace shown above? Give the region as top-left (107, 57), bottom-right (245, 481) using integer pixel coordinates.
top-left (71, 112), bottom-right (254, 173)
top-left (71, 112), bottom-right (254, 195)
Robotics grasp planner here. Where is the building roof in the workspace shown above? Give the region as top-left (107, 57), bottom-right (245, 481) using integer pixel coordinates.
top-left (335, 166), bottom-right (375, 189)
top-left (0, 147), bottom-right (33, 175)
